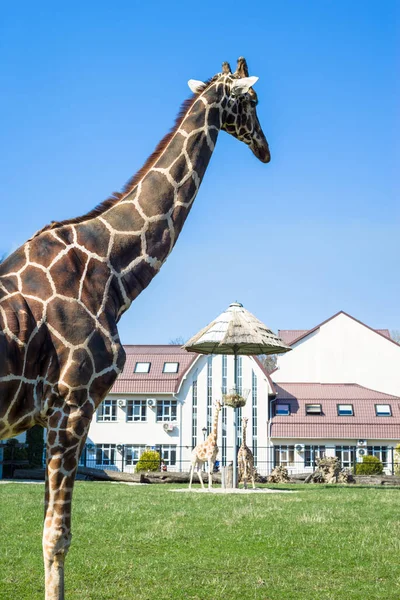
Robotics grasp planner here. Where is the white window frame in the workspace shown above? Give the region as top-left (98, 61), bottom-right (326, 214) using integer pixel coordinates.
top-left (375, 404), bottom-right (391, 417)
top-left (126, 399), bottom-right (147, 422)
top-left (97, 399), bottom-right (117, 422)
top-left (305, 404), bottom-right (322, 415)
top-left (134, 362), bottom-right (151, 373)
top-left (124, 445), bottom-right (146, 466)
top-left (159, 445), bottom-right (177, 467)
top-left (337, 404), bottom-right (354, 416)
top-left (274, 445), bottom-right (295, 467)
top-left (163, 362), bottom-right (179, 373)
top-left (156, 399), bottom-right (177, 422)
top-left (95, 444), bottom-right (116, 466)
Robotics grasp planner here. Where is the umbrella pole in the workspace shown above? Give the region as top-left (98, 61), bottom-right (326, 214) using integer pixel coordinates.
top-left (233, 349), bottom-right (238, 488)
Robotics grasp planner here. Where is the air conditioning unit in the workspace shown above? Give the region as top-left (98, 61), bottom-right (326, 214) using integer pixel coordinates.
top-left (295, 444), bottom-right (305, 452)
top-left (357, 440), bottom-right (367, 447)
top-left (163, 422), bottom-right (175, 432)
top-left (357, 447), bottom-right (367, 457)
top-left (147, 398), bottom-right (156, 408)
top-left (118, 399), bottom-right (126, 408)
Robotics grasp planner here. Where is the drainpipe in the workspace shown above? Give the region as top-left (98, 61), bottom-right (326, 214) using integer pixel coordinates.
top-left (173, 393), bottom-right (182, 471)
top-left (267, 392), bottom-right (278, 475)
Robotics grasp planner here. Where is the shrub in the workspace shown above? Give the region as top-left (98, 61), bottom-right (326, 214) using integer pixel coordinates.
top-left (355, 455), bottom-right (383, 475)
top-left (135, 450), bottom-right (160, 472)
top-left (394, 444), bottom-right (400, 476)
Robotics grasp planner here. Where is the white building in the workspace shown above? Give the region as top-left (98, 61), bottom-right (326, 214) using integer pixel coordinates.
top-left (86, 345), bottom-right (274, 473)
top-left (270, 311), bottom-right (400, 474)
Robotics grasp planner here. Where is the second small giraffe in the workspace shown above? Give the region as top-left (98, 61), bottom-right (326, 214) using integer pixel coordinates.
top-left (238, 416), bottom-right (256, 489)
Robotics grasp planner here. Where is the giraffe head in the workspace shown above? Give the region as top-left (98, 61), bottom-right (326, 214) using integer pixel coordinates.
top-left (188, 57), bottom-right (270, 163)
top-left (242, 416), bottom-right (249, 426)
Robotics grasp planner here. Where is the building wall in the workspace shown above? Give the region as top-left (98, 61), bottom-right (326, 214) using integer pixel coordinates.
top-left (271, 438), bottom-right (397, 475)
top-left (273, 313), bottom-right (400, 396)
top-left (87, 354), bottom-right (272, 472)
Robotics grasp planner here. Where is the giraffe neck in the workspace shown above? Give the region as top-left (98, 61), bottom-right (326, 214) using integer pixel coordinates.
top-left (241, 422), bottom-right (247, 447)
top-left (209, 408), bottom-right (220, 445)
top-left (72, 82), bottom-right (224, 319)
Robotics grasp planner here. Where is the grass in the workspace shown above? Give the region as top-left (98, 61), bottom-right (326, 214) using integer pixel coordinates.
top-left (1, 483), bottom-right (400, 600)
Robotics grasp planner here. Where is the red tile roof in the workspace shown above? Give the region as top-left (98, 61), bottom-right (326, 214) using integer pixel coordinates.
top-left (271, 383), bottom-right (400, 440)
top-left (110, 346), bottom-right (198, 394)
top-left (278, 312), bottom-right (395, 347)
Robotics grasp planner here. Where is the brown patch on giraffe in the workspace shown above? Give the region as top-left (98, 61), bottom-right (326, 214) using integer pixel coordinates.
top-left (185, 133), bottom-right (212, 180)
top-left (171, 205), bottom-right (189, 233)
top-left (138, 171), bottom-right (174, 218)
top-left (0, 247), bottom-right (26, 274)
top-left (7, 384), bottom-right (36, 423)
top-left (87, 331), bottom-right (114, 373)
top-left (1, 275), bottom-right (19, 294)
top-left (89, 369), bottom-right (119, 399)
top-left (30, 234), bottom-right (68, 268)
top-left (103, 202), bottom-right (145, 232)
top-left (180, 102), bottom-right (206, 133)
top-left (0, 380), bottom-right (22, 418)
top-left (46, 299), bottom-right (97, 345)
top-left (145, 222), bottom-right (171, 262)
top-left (81, 258), bottom-right (112, 308)
top-left (152, 132), bottom-right (187, 169)
top-left (49, 248), bottom-right (89, 299)
top-left (21, 265), bottom-right (53, 299)
top-left (75, 220), bottom-right (111, 257)
top-left (176, 174), bottom-right (198, 205)
top-left (168, 155), bottom-right (190, 185)
top-left (26, 296), bottom-right (46, 322)
top-left (122, 262), bottom-right (158, 297)
top-left (64, 348), bottom-right (93, 387)
top-left (110, 233), bottom-right (142, 271)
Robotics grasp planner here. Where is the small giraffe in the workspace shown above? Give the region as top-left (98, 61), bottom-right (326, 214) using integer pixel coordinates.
top-left (238, 416), bottom-right (256, 489)
top-left (189, 400), bottom-right (222, 490)
top-left (0, 57), bottom-right (270, 599)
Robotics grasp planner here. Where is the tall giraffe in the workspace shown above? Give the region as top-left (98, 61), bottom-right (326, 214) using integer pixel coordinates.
top-left (238, 416), bottom-right (256, 489)
top-left (0, 57), bottom-right (270, 600)
top-left (189, 400), bottom-right (222, 490)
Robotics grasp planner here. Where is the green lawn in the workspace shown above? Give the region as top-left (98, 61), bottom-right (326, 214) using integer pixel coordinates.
top-left (1, 483), bottom-right (399, 600)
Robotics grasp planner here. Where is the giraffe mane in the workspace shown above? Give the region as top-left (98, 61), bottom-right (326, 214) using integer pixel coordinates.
top-left (32, 76), bottom-right (217, 238)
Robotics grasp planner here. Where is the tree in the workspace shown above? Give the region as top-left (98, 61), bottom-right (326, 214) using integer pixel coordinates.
top-left (169, 336), bottom-right (186, 345)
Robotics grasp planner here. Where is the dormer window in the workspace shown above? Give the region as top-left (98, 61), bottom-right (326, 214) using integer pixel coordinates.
top-left (337, 404), bottom-right (354, 416)
top-left (306, 404), bottom-right (322, 415)
top-left (134, 362), bottom-right (151, 373)
top-left (375, 404), bottom-right (392, 417)
top-left (276, 403), bottom-right (290, 416)
top-left (163, 362), bottom-right (179, 373)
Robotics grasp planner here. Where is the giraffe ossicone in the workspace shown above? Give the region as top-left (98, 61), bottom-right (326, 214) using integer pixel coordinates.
top-left (0, 56), bottom-right (270, 599)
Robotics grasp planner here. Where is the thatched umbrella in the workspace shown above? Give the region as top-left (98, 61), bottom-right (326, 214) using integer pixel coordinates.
top-left (184, 302), bottom-right (291, 487)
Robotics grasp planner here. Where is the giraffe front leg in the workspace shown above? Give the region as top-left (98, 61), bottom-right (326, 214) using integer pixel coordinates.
top-left (197, 464), bottom-right (205, 489)
top-left (43, 403), bottom-right (93, 600)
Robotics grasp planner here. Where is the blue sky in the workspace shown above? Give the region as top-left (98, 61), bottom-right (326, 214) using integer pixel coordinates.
top-left (1, 1), bottom-right (399, 343)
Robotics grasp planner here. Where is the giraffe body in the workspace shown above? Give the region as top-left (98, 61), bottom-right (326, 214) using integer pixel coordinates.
top-left (0, 57), bottom-right (269, 599)
top-left (189, 400), bottom-right (222, 490)
top-left (237, 416), bottom-right (256, 489)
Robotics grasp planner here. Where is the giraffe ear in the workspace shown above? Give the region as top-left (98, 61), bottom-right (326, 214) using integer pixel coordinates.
top-left (231, 76), bottom-right (259, 96)
top-left (188, 79), bottom-right (205, 94)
